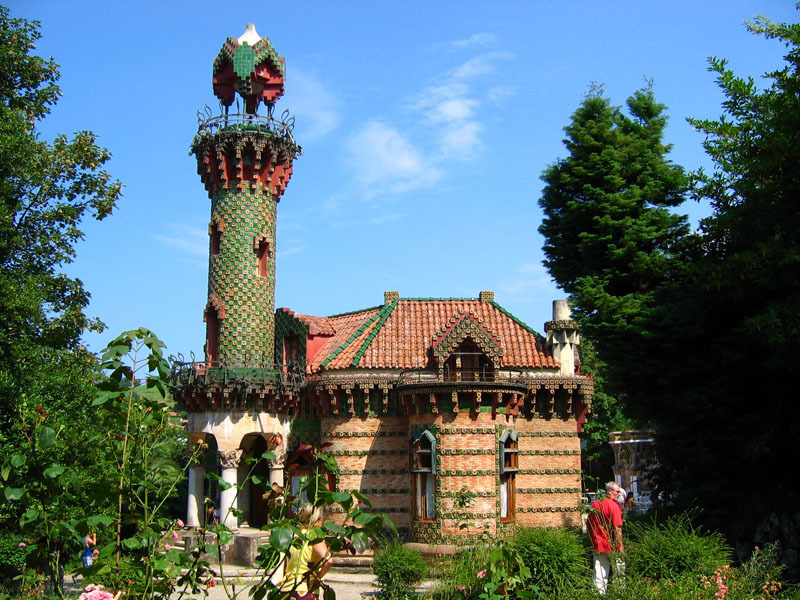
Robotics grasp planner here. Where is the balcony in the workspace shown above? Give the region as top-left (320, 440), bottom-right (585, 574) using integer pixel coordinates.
top-left (170, 358), bottom-right (305, 411)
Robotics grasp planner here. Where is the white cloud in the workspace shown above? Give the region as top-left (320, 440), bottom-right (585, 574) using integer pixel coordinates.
top-left (277, 244), bottom-right (306, 258)
top-left (371, 212), bottom-right (405, 225)
top-left (285, 68), bottom-right (340, 140)
top-left (155, 224), bottom-right (208, 265)
top-left (341, 43), bottom-right (513, 197)
top-left (497, 263), bottom-right (561, 297)
top-left (345, 121), bottom-right (441, 197)
top-left (442, 33), bottom-right (497, 51)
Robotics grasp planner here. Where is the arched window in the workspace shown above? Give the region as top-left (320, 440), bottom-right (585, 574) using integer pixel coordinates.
top-left (411, 430), bottom-right (436, 521)
top-left (499, 430), bottom-right (518, 521)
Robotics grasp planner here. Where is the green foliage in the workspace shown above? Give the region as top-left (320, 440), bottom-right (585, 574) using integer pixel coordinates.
top-left (0, 7), bottom-right (123, 581)
top-left (538, 84), bottom-right (689, 379)
top-left (0, 532), bottom-right (26, 586)
top-left (507, 527), bottom-right (589, 595)
top-left (432, 545), bottom-right (493, 600)
top-left (372, 542), bottom-right (427, 600)
top-left (625, 512), bottom-right (731, 581)
top-left (538, 11), bottom-right (800, 548)
top-left (621, 13), bottom-right (800, 539)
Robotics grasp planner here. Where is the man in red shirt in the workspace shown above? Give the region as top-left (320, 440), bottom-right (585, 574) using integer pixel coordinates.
top-left (587, 482), bottom-right (625, 594)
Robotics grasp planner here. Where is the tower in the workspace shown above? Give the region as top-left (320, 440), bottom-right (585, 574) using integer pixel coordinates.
top-left (192, 24), bottom-right (300, 367)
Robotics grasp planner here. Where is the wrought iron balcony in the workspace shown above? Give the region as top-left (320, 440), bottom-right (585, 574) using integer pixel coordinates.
top-left (396, 366), bottom-right (528, 386)
top-left (193, 104), bottom-right (298, 146)
top-left (169, 357), bottom-right (305, 391)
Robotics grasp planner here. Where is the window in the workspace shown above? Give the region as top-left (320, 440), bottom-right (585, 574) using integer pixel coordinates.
top-left (499, 430), bottom-right (518, 520)
top-left (205, 309), bottom-right (220, 363)
top-left (256, 240), bottom-right (270, 277)
top-left (444, 339), bottom-right (494, 382)
top-left (411, 430), bottom-right (436, 520)
top-left (210, 223), bottom-right (221, 256)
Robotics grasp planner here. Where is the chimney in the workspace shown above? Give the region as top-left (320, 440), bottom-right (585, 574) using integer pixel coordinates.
top-left (479, 291), bottom-right (494, 303)
top-left (546, 299), bottom-right (580, 375)
top-left (384, 291), bottom-right (399, 304)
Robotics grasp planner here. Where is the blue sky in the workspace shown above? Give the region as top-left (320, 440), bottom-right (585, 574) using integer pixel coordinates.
top-left (10, 1), bottom-right (799, 360)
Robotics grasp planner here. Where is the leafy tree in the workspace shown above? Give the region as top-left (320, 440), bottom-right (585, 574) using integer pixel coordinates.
top-left (538, 85), bottom-right (689, 386)
top-left (627, 15), bottom-right (800, 540)
top-left (0, 1), bottom-right (122, 555)
top-left (538, 86), bottom-right (690, 483)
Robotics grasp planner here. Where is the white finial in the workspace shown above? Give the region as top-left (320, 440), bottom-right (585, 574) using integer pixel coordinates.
top-left (238, 24), bottom-right (262, 45)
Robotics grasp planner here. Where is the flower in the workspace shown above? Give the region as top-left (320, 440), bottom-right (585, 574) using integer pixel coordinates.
top-left (18, 542), bottom-right (26, 547)
top-left (92, 549), bottom-right (99, 556)
top-left (176, 519), bottom-right (185, 528)
top-left (165, 543), bottom-right (171, 551)
top-left (172, 531), bottom-right (179, 540)
top-left (476, 570), bottom-right (487, 579)
top-left (79, 584), bottom-right (115, 600)
top-left (206, 578), bottom-right (217, 588)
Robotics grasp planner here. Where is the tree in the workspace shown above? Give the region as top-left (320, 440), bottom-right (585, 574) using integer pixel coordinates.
top-left (539, 12), bottom-right (800, 556)
top-left (538, 85), bottom-right (689, 386)
top-left (0, 3), bottom-right (122, 532)
top-left (627, 14), bottom-right (800, 545)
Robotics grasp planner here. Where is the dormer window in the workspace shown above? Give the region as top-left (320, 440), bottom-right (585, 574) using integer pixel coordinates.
top-left (444, 339), bottom-right (494, 382)
top-left (499, 430), bottom-right (518, 521)
top-left (411, 430), bottom-right (436, 521)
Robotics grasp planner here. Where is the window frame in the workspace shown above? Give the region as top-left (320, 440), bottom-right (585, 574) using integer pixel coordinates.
top-left (411, 430), bottom-right (437, 521)
top-left (499, 430), bottom-right (518, 522)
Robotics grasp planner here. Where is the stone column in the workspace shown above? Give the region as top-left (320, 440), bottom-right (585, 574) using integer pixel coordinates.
top-left (186, 464), bottom-right (205, 528)
top-left (269, 444), bottom-right (287, 489)
top-left (237, 450), bottom-right (252, 527)
top-left (219, 449), bottom-right (242, 530)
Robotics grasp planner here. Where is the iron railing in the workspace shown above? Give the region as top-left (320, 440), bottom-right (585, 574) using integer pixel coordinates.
top-left (169, 354), bottom-right (305, 390)
top-left (397, 366), bottom-right (528, 386)
top-left (195, 104), bottom-right (298, 146)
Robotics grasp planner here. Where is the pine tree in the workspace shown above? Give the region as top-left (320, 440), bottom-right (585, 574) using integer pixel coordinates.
top-left (538, 86), bottom-right (689, 385)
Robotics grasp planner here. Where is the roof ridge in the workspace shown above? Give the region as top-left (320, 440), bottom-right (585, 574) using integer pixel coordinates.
top-left (400, 297), bottom-right (477, 302)
top-left (350, 299), bottom-right (399, 367)
top-left (319, 306), bottom-right (386, 369)
top-left (488, 300), bottom-right (544, 338)
top-left (326, 305), bottom-right (382, 319)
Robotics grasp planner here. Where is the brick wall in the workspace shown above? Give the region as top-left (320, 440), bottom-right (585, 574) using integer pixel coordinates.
top-left (314, 406), bottom-right (582, 540)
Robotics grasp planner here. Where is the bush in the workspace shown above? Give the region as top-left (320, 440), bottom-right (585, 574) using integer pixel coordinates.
top-left (431, 545), bottom-right (493, 600)
top-left (507, 527), bottom-right (589, 595)
top-left (373, 542), bottom-right (427, 600)
top-left (625, 512), bottom-right (731, 581)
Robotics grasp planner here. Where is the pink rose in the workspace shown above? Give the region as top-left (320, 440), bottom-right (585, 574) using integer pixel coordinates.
top-left (176, 519), bottom-right (184, 528)
top-left (172, 531), bottom-right (179, 540)
top-left (92, 549), bottom-right (99, 556)
top-left (477, 570), bottom-right (487, 579)
top-left (18, 542), bottom-right (26, 548)
top-left (165, 543), bottom-right (171, 551)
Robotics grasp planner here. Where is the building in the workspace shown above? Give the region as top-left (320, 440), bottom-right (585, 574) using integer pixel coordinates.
top-left (171, 25), bottom-right (594, 546)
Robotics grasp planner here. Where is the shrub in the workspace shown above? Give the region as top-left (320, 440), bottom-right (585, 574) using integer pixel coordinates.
top-left (372, 542), bottom-right (427, 600)
top-left (431, 545), bottom-right (493, 600)
top-left (625, 511), bottom-right (731, 581)
top-left (506, 527), bottom-right (589, 595)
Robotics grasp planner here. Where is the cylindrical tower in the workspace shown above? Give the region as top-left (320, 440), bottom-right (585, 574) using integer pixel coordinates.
top-left (191, 24), bottom-right (301, 366)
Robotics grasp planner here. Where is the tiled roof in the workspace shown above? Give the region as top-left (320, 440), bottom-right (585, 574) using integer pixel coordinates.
top-left (277, 308), bottom-right (335, 336)
top-left (306, 298), bottom-right (556, 373)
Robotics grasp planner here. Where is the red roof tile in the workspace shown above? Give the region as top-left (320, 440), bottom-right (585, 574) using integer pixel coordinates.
top-left (304, 298), bottom-right (555, 373)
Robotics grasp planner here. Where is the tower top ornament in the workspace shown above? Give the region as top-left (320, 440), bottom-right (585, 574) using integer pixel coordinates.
top-left (212, 24), bottom-right (285, 114)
